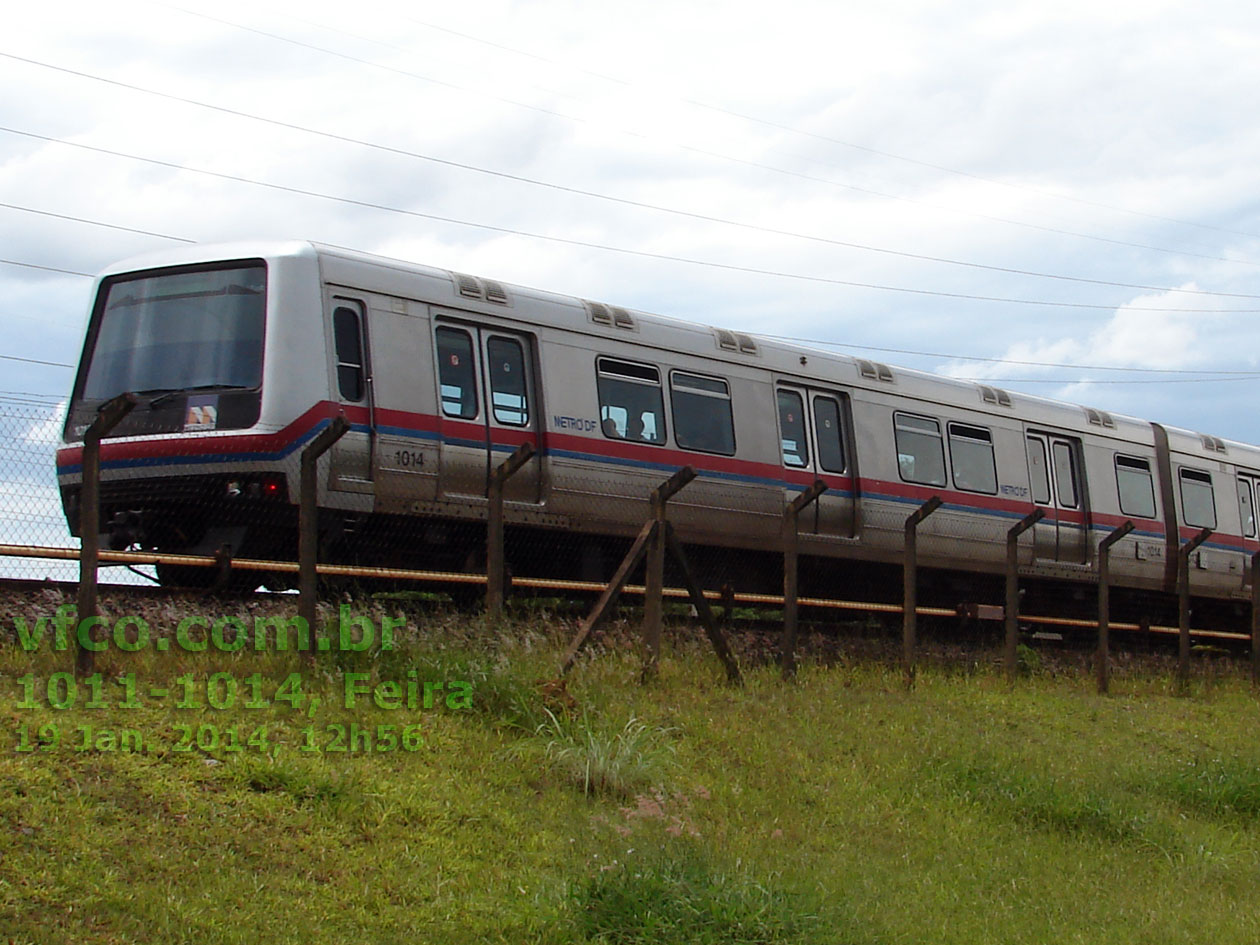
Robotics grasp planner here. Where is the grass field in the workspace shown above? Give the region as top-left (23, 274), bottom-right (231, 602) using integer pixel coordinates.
top-left (3, 592), bottom-right (1260, 943)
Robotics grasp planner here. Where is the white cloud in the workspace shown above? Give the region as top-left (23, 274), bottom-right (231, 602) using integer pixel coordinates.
top-left (0, 0), bottom-right (1258, 449)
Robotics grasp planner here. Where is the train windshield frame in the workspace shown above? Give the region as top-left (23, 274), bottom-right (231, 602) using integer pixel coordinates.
top-left (75, 261), bottom-right (267, 404)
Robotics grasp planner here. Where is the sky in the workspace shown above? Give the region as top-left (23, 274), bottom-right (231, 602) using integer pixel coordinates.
top-left (2, 0), bottom-right (1260, 570)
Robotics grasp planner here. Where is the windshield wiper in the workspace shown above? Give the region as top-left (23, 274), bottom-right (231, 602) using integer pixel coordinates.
top-left (146, 384), bottom-right (255, 409)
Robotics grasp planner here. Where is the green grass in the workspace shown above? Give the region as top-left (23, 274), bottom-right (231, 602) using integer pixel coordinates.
top-left (4, 595), bottom-right (1260, 943)
top-left (535, 709), bottom-right (676, 798)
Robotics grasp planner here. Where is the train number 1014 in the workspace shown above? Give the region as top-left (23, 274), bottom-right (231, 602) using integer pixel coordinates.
top-left (392, 450), bottom-right (425, 469)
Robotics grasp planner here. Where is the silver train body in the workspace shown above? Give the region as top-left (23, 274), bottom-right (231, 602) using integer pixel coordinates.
top-left (56, 241), bottom-right (1260, 619)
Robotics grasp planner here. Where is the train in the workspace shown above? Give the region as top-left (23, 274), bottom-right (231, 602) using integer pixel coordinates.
top-left (54, 239), bottom-right (1260, 628)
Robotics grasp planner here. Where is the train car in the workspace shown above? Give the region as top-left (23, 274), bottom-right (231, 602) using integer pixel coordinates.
top-left (54, 240), bottom-right (1260, 625)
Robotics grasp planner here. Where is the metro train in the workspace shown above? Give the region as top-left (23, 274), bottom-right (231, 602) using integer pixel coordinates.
top-left (55, 240), bottom-right (1260, 626)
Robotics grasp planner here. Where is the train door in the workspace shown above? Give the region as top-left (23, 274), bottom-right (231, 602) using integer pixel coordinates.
top-left (1026, 431), bottom-right (1088, 563)
top-left (327, 297), bottom-right (374, 495)
top-left (775, 383), bottom-right (856, 538)
top-left (433, 319), bottom-right (542, 503)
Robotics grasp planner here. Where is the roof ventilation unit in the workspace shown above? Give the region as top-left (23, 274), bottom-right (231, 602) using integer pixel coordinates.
top-left (454, 273), bottom-right (482, 299)
top-left (585, 300), bottom-right (636, 330)
top-left (451, 273), bottom-right (510, 305)
top-left (712, 328), bottom-right (759, 354)
top-left (978, 385), bottom-right (1013, 407)
top-left (1200, 433), bottom-right (1227, 453)
top-left (1083, 407), bottom-right (1116, 429)
top-left (857, 359), bottom-right (894, 382)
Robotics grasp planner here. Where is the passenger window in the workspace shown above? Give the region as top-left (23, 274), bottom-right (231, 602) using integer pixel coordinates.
top-left (1052, 441), bottom-right (1078, 509)
top-left (487, 336), bottom-right (528, 426)
top-left (597, 358), bottom-right (665, 444)
top-left (894, 412), bottom-right (946, 486)
top-left (1115, 456), bottom-right (1156, 519)
top-left (1179, 468), bottom-right (1216, 529)
top-left (435, 327), bottom-right (478, 419)
top-left (777, 389), bottom-right (809, 468)
top-left (1238, 478), bottom-right (1256, 538)
top-left (813, 396), bottom-right (847, 473)
top-left (671, 372), bottom-right (735, 455)
top-left (333, 305), bottom-right (365, 402)
top-left (948, 423), bottom-right (997, 494)
top-left (1026, 436), bottom-right (1050, 505)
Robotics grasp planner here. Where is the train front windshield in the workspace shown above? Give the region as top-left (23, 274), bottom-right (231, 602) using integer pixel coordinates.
top-left (78, 264), bottom-right (266, 402)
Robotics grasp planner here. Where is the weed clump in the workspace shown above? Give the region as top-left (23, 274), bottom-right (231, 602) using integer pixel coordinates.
top-left (1158, 757), bottom-right (1260, 819)
top-left (538, 710), bottom-right (676, 798)
top-left (574, 842), bottom-right (826, 944)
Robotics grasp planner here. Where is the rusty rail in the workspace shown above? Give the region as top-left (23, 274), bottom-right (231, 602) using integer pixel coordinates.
top-left (0, 543), bottom-right (1250, 643)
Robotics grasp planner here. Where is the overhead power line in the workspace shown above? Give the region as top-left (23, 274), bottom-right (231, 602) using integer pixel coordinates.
top-left (769, 337), bottom-right (1260, 375)
top-left (394, 14), bottom-right (1260, 244)
top-left (0, 258), bottom-right (92, 278)
top-left (5, 126), bottom-right (1260, 315)
top-left (0, 202), bottom-right (194, 243)
top-left (3, 239), bottom-right (1256, 384)
top-left (954, 375), bottom-right (1260, 385)
top-left (0, 352), bottom-right (75, 368)
top-left (171, 3), bottom-right (1260, 269)
top-left (1, 248), bottom-right (1252, 384)
top-left (2, 51), bottom-right (1258, 303)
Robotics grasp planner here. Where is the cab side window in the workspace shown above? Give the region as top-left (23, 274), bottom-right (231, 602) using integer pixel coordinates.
top-left (333, 305), bottom-right (365, 402)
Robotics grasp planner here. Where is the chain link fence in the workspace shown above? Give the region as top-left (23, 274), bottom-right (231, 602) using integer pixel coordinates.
top-left (0, 393), bottom-right (1070, 620)
top-left (0, 399), bottom-right (82, 581)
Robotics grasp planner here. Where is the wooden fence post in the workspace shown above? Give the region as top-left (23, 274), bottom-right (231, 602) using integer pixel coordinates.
top-left (559, 520), bottom-right (656, 674)
top-left (1004, 508), bottom-right (1045, 684)
top-left (662, 525), bottom-right (742, 685)
top-left (642, 467), bottom-right (697, 681)
top-left (1177, 527), bottom-right (1213, 693)
top-left (486, 441), bottom-right (535, 619)
top-left (1096, 521), bottom-right (1135, 694)
top-left (781, 480), bottom-right (826, 680)
top-left (75, 393), bottom-right (137, 677)
top-left (903, 496), bottom-right (943, 689)
top-left (298, 416), bottom-right (350, 654)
